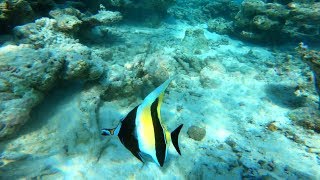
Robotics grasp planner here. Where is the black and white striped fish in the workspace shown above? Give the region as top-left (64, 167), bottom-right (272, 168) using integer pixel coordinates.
top-left (101, 78), bottom-right (183, 167)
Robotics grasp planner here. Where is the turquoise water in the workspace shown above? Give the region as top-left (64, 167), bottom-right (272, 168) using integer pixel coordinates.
top-left (0, 0), bottom-right (320, 179)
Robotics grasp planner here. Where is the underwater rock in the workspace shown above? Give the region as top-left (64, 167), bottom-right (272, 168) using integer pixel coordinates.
top-left (187, 125), bottom-right (206, 141)
top-left (233, 0), bottom-right (320, 43)
top-left (282, 3), bottom-right (320, 42)
top-left (174, 52), bottom-right (206, 73)
top-left (233, 0), bottom-right (289, 43)
top-left (207, 18), bottom-right (234, 35)
top-left (49, 8), bottom-right (83, 32)
top-left (0, 0), bottom-right (35, 33)
top-left (169, 0), bottom-right (239, 25)
top-left (252, 15), bottom-right (279, 31)
top-left (14, 18), bottom-right (105, 80)
top-left (296, 43), bottom-right (320, 108)
top-left (49, 7), bottom-right (122, 34)
top-left (168, 3), bottom-right (206, 24)
top-left (0, 17), bottom-right (106, 139)
top-left (101, 50), bottom-right (179, 101)
top-left (143, 52), bottom-right (179, 84)
top-left (49, 7), bottom-right (83, 18)
top-left (82, 10), bottom-right (122, 26)
top-left (0, 83), bottom-right (107, 178)
top-left (13, 18), bottom-right (78, 48)
top-left (182, 28), bottom-right (209, 54)
top-left (239, 30), bottom-right (264, 41)
top-left (0, 0), bottom-right (60, 33)
top-left (288, 107), bottom-right (320, 133)
top-left (104, 0), bottom-right (175, 18)
top-left (203, 0), bottom-right (240, 20)
top-left (0, 45), bottom-right (61, 139)
top-left (64, 60), bottom-right (90, 79)
top-left (266, 122), bottom-right (278, 132)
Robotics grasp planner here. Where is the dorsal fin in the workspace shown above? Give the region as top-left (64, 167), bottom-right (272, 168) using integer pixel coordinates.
top-left (171, 124), bottom-right (183, 155)
top-left (141, 78), bottom-right (174, 108)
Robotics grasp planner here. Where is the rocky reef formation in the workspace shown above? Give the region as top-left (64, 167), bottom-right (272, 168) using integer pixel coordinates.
top-left (47, 7), bottom-right (122, 43)
top-left (285, 43), bottom-right (320, 134)
top-left (233, 0), bottom-right (320, 43)
top-left (103, 0), bottom-right (175, 18)
top-left (170, 0), bottom-right (320, 44)
top-left (288, 108), bottom-right (320, 133)
top-left (296, 42), bottom-right (320, 104)
top-left (0, 0), bottom-right (58, 33)
top-left (0, 0), bottom-right (169, 34)
top-left (0, 16), bottom-right (108, 139)
top-left (1, 0), bottom-right (320, 179)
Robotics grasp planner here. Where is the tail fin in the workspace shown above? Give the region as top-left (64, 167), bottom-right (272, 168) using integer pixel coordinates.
top-left (171, 124), bottom-right (183, 155)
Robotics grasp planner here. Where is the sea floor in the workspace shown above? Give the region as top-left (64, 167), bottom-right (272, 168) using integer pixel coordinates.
top-left (1, 19), bottom-right (320, 179)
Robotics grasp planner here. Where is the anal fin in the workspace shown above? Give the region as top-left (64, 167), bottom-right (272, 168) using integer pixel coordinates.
top-left (132, 151), bottom-right (144, 163)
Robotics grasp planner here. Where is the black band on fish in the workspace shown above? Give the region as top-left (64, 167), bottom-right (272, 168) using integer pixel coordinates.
top-left (151, 98), bottom-right (166, 167)
top-left (117, 106), bottom-right (144, 162)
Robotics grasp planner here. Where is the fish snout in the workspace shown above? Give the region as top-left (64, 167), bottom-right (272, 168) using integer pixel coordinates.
top-left (101, 128), bottom-right (115, 136)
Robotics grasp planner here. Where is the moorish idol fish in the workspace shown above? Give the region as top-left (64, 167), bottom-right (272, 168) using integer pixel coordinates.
top-left (101, 78), bottom-right (183, 167)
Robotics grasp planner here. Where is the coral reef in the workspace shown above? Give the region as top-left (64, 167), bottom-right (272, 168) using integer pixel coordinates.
top-left (0, 83), bottom-right (107, 177)
top-left (0, 0), bottom-right (60, 33)
top-left (0, 0), bottom-right (122, 34)
top-left (203, 0), bottom-right (239, 20)
top-left (207, 18), bottom-right (233, 35)
top-left (234, 0), bottom-right (320, 43)
top-left (1, 0), bottom-right (320, 179)
top-left (170, 0), bottom-right (320, 44)
top-left (49, 8), bottom-right (83, 32)
top-left (49, 7), bottom-right (122, 33)
top-left (296, 42), bottom-right (320, 106)
top-left (169, 0), bottom-right (240, 25)
top-left (0, 0), bottom-right (36, 33)
top-left (168, 0), bottom-right (209, 24)
top-left (288, 107), bottom-right (320, 133)
top-left (0, 17), bottom-right (106, 139)
top-left (181, 28), bottom-right (209, 54)
top-left (104, 0), bottom-right (175, 15)
top-left (284, 43), bottom-right (320, 134)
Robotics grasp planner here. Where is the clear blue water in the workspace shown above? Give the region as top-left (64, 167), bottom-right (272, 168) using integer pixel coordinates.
top-left (0, 0), bottom-right (320, 179)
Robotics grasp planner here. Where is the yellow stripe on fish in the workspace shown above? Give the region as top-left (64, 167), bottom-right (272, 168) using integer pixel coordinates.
top-left (138, 105), bottom-right (155, 151)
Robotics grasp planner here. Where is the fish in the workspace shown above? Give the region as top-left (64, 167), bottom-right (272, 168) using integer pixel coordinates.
top-left (101, 78), bottom-right (183, 167)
